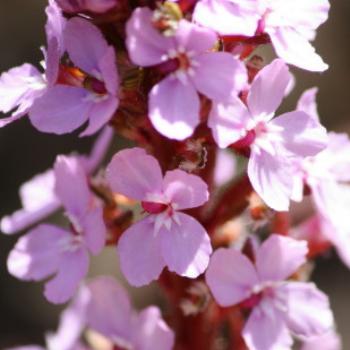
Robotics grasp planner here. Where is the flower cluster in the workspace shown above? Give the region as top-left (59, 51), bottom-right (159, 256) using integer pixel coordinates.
top-left (1, 0), bottom-right (346, 349)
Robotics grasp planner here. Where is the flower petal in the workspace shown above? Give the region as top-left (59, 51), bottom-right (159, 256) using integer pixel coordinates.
top-left (268, 27), bottom-right (328, 72)
top-left (44, 247), bottom-right (89, 304)
top-left (81, 206), bottom-right (106, 255)
top-left (80, 96), bottom-right (119, 137)
top-left (247, 59), bottom-right (291, 119)
top-left (297, 87), bottom-right (320, 121)
top-left (134, 306), bottom-right (175, 350)
top-left (29, 86), bottom-right (90, 135)
top-left (162, 169), bottom-right (208, 210)
top-left (193, 0), bottom-right (259, 36)
top-left (205, 247), bottom-right (259, 307)
top-left (1, 169), bottom-right (60, 235)
top-left (175, 20), bottom-right (217, 53)
top-left (0, 63), bottom-right (45, 115)
top-left (160, 213), bottom-right (212, 278)
top-left (280, 282), bottom-right (334, 337)
top-left (7, 224), bottom-right (68, 280)
top-left (271, 111), bottom-right (328, 157)
top-left (54, 156), bottom-right (91, 218)
top-left (64, 17), bottom-right (109, 75)
top-left (117, 217), bottom-right (165, 286)
top-left (193, 52), bottom-right (247, 102)
top-left (85, 276), bottom-right (133, 342)
top-left (149, 76), bottom-right (200, 140)
top-left (256, 234), bottom-right (308, 282)
top-left (243, 301), bottom-right (293, 350)
top-left (208, 97), bottom-right (251, 148)
top-left (106, 147), bottom-right (163, 201)
top-left (126, 7), bottom-right (172, 66)
top-left (247, 149), bottom-right (293, 211)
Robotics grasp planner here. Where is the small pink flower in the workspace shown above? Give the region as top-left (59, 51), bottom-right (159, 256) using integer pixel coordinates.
top-left (206, 234), bottom-right (334, 350)
top-left (81, 276), bottom-right (175, 350)
top-left (106, 147), bottom-right (212, 286)
top-left (193, 0), bottom-right (330, 71)
top-left (29, 17), bottom-right (119, 136)
top-left (0, 0), bottom-right (65, 127)
top-left (209, 59), bottom-right (328, 211)
top-left (126, 7), bottom-right (246, 140)
top-left (7, 156), bottom-right (106, 303)
top-left (1, 126), bottom-right (113, 235)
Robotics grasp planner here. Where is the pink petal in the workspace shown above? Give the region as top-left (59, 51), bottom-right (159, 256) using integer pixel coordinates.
top-left (297, 87), bottom-right (320, 121)
top-left (205, 247), bottom-right (259, 307)
top-left (80, 96), bottom-right (119, 137)
top-left (81, 206), bottom-right (106, 255)
top-left (256, 234), bottom-right (308, 282)
top-left (134, 306), bottom-right (175, 350)
top-left (247, 59), bottom-right (292, 120)
top-left (149, 76), bottom-right (200, 140)
top-left (29, 86), bottom-right (90, 135)
top-left (268, 0), bottom-right (330, 41)
top-left (106, 148), bottom-right (163, 201)
top-left (7, 224), bottom-right (68, 280)
top-left (1, 169), bottom-right (60, 234)
top-left (193, 52), bottom-right (247, 102)
top-left (271, 111), bottom-right (328, 157)
top-left (162, 169), bottom-right (209, 210)
top-left (44, 247), bottom-right (89, 304)
top-left (247, 149), bottom-right (293, 211)
top-left (45, 0), bottom-right (66, 55)
top-left (280, 282), bottom-right (334, 337)
top-left (54, 156), bottom-right (91, 218)
top-left (64, 18), bottom-right (109, 75)
top-left (208, 97), bottom-right (251, 148)
top-left (0, 63), bottom-right (45, 115)
top-left (85, 276), bottom-right (133, 342)
top-left (117, 217), bottom-right (165, 286)
top-left (268, 27), bottom-right (328, 72)
top-left (192, 52), bottom-right (247, 102)
top-left (46, 284), bottom-right (89, 350)
top-left (98, 46), bottom-right (119, 95)
top-left (301, 330), bottom-right (341, 350)
top-left (84, 0), bottom-right (118, 13)
top-left (160, 213), bottom-right (212, 278)
top-left (126, 7), bottom-right (172, 66)
top-left (193, 0), bottom-right (259, 36)
top-left (214, 150), bottom-right (236, 186)
top-left (243, 301), bottom-right (293, 350)
top-left (83, 126), bottom-right (114, 174)
top-left (175, 20), bottom-right (217, 53)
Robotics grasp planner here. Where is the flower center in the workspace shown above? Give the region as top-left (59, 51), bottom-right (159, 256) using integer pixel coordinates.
top-left (141, 201), bottom-right (169, 214)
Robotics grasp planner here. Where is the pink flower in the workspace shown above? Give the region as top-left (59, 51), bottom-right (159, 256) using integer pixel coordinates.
top-left (258, 0), bottom-right (330, 71)
top-left (0, 0), bottom-right (65, 127)
top-left (206, 234), bottom-right (334, 350)
top-left (81, 276), bottom-right (175, 350)
top-left (7, 156), bottom-right (106, 303)
top-left (56, 0), bottom-right (118, 13)
top-left (29, 17), bottom-right (119, 136)
top-left (193, 0), bottom-right (330, 71)
top-left (292, 89), bottom-right (350, 267)
top-left (209, 59), bottom-right (328, 211)
top-left (106, 147), bottom-right (212, 286)
top-left (1, 126), bottom-right (113, 235)
top-left (126, 7), bottom-right (247, 140)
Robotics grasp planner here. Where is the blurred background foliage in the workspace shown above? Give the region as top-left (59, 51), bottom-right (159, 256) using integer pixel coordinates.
top-left (0, 0), bottom-right (350, 348)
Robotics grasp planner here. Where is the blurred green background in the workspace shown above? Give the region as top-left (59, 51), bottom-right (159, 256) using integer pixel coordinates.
top-left (0, 0), bottom-right (350, 348)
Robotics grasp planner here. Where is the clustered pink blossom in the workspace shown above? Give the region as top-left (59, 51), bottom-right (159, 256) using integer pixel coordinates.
top-left (1, 0), bottom-right (347, 349)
